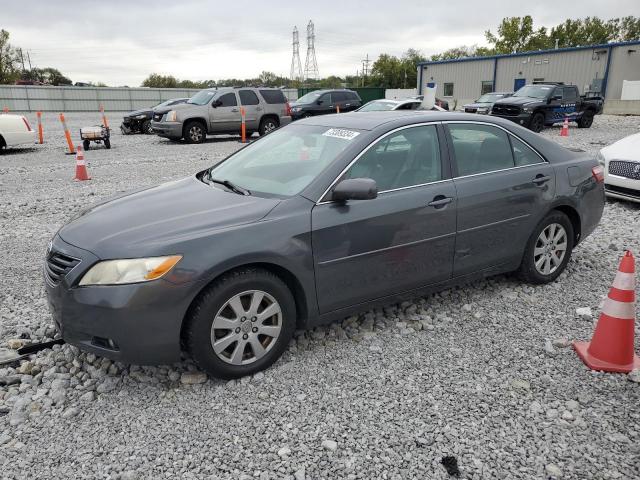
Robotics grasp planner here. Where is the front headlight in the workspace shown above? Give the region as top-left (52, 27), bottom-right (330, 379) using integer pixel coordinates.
top-left (523, 107), bottom-right (533, 113)
top-left (134, 114), bottom-right (147, 120)
top-left (291, 107), bottom-right (301, 112)
top-left (595, 150), bottom-right (606, 167)
top-left (165, 110), bottom-right (177, 122)
top-left (477, 107), bottom-right (488, 114)
top-left (79, 255), bottom-right (182, 286)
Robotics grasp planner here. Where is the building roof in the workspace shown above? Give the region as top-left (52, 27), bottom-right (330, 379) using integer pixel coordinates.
top-left (417, 40), bottom-right (640, 67)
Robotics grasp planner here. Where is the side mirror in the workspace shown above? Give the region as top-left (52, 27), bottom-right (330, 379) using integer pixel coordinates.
top-left (316, 99), bottom-right (323, 105)
top-left (212, 99), bottom-right (222, 107)
top-left (331, 178), bottom-right (377, 202)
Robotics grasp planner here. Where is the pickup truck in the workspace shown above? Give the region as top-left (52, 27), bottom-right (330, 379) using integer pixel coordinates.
top-left (490, 83), bottom-right (603, 133)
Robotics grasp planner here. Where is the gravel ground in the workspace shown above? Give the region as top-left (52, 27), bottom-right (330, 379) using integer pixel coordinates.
top-left (1, 112), bottom-right (639, 479)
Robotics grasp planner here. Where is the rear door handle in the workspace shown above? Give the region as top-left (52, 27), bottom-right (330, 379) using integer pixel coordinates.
top-left (427, 196), bottom-right (453, 208)
top-left (532, 175), bottom-right (551, 185)
top-left (256, 107), bottom-right (263, 111)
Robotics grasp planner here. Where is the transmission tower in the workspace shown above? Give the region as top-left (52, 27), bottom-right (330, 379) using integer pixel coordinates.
top-left (303, 20), bottom-right (319, 80)
top-left (290, 27), bottom-right (303, 82)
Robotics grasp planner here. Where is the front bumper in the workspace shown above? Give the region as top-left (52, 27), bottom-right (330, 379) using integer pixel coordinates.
top-left (490, 112), bottom-right (532, 127)
top-left (151, 121), bottom-right (183, 139)
top-left (44, 235), bottom-right (193, 365)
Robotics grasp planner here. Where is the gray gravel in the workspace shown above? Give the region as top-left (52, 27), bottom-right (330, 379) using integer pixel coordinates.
top-left (1, 112), bottom-right (640, 479)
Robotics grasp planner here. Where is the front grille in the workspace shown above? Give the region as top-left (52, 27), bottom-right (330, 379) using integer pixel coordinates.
top-left (45, 251), bottom-right (80, 285)
top-left (605, 184), bottom-right (640, 199)
top-left (608, 160), bottom-right (640, 180)
top-left (465, 108), bottom-right (477, 113)
top-left (492, 104), bottom-right (521, 116)
top-left (153, 112), bottom-right (164, 122)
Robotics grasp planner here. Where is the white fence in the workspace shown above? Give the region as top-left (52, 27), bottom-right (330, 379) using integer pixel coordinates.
top-left (385, 88), bottom-right (417, 100)
top-left (0, 85), bottom-right (299, 112)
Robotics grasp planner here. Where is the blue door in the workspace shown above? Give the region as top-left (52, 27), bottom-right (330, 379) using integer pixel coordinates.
top-left (514, 78), bottom-right (526, 92)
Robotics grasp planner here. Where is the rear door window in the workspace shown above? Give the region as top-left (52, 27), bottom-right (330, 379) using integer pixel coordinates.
top-left (448, 123), bottom-right (515, 176)
top-left (332, 92), bottom-right (347, 102)
top-left (510, 135), bottom-right (544, 167)
top-left (239, 90), bottom-right (260, 105)
top-left (562, 87), bottom-right (578, 102)
top-left (320, 93), bottom-right (332, 105)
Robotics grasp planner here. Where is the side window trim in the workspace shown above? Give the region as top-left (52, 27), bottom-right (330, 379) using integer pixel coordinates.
top-left (316, 122), bottom-right (448, 204)
top-left (443, 121), bottom-right (547, 179)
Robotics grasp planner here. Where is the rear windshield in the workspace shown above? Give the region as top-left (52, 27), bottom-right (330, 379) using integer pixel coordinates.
top-left (207, 124), bottom-right (361, 197)
top-left (358, 101), bottom-right (397, 111)
top-left (259, 89), bottom-right (287, 104)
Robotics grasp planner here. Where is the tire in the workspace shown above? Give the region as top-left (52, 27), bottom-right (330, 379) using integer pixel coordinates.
top-left (258, 117), bottom-right (279, 136)
top-left (142, 120), bottom-right (153, 134)
top-left (0, 135), bottom-right (6, 154)
top-left (184, 120), bottom-right (206, 144)
top-left (518, 211), bottom-right (574, 284)
top-left (184, 268), bottom-right (296, 379)
top-left (83, 139), bottom-right (90, 151)
top-left (577, 110), bottom-right (594, 128)
top-left (104, 138), bottom-right (111, 149)
top-left (529, 112), bottom-right (544, 133)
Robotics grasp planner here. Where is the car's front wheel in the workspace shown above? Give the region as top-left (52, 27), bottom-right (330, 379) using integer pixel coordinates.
top-left (142, 120), bottom-right (153, 134)
top-left (184, 121), bottom-right (206, 144)
top-left (529, 112), bottom-right (545, 133)
top-left (185, 268), bottom-right (296, 379)
top-left (518, 211), bottom-right (574, 284)
top-left (577, 110), bottom-right (594, 128)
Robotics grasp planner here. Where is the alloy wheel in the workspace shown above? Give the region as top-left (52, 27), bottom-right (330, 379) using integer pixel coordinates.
top-left (210, 290), bottom-right (282, 365)
top-left (263, 121), bottom-right (277, 134)
top-left (533, 223), bottom-right (568, 276)
top-left (189, 126), bottom-right (203, 142)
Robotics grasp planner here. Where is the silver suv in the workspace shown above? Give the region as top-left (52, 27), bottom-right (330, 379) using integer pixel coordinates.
top-left (151, 87), bottom-right (292, 143)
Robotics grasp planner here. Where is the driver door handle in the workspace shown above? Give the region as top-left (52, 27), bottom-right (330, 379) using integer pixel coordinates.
top-left (231, 108), bottom-right (239, 112)
top-left (427, 196), bottom-right (453, 208)
top-left (532, 175), bottom-right (551, 185)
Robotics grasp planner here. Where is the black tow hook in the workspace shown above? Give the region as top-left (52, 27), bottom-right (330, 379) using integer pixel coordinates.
top-left (0, 338), bottom-right (65, 366)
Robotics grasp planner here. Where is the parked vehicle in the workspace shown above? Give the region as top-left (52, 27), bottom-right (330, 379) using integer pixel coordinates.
top-left (45, 111), bottom-right (604, 379)
top-left (151, 87), bottom-right (291, 143)
top-left (490, 83), bottom-right (603, 133)
top-left (120, 98), bottom-right (188, 135)
top-left (80, 125), bottom-right (111, 150)
top-left (356, 99), bottom-right (423, 112)
top-left (462, 92), bottom-right (513, 114)
top-left (597, 132), bottom-right (640, 203)
top-left (0, 114), bottom-right (35, 152)
top-left (413, 96), bottom-right (449, 110)
top-left (290, 89), bottom-right (362, 119)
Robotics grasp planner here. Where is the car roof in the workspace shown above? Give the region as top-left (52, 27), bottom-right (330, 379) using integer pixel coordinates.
top-left (295, 111), bottom-right (520, 131)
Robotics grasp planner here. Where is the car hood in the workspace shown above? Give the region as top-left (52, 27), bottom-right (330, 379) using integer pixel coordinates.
top-left (602, 132), bottom-right (640, 162)
top-left (124, 108), bottom-right (152, 118)
top-left (463, 102), bottom-right (492, 109)
top-left (494, 96), bottom-right (541, 107)
top-left (290, 101), bottom-right (311, 108)
top-left (58, 176), bottom-right (281, 259)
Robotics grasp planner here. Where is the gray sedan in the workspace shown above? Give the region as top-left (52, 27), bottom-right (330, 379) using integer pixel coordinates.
top-left (44, 112), bottom-right (605, 379)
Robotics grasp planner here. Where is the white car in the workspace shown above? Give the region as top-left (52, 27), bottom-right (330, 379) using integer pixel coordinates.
top-left (597, 132), bottom-right (640, 203)
top-left (0, 114), bottom-right (35, 152)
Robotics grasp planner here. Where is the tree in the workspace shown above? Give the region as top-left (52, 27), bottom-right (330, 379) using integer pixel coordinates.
top-left (141, 73), bottom-right (178, 88)
top-left (25, 67), bottom-right (72, 85)
top-left (0, 29), bottom-right (20, 84)
top-left (485, 16), bottom-right (551, 53)
top-left (616, 16), bottom-right (640, 41)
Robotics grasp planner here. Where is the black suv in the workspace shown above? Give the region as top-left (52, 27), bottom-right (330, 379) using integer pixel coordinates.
top-left (490, 83), bottom-right (603, 133)
top-left (290, 89), bottom-right (362, 120)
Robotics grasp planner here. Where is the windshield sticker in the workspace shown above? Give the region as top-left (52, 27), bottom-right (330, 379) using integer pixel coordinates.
top-left (323, 128), bottom-right (360, 140)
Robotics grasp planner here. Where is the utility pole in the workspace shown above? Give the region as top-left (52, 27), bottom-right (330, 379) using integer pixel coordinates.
top-left (361, 54), bottom-right (370, 85)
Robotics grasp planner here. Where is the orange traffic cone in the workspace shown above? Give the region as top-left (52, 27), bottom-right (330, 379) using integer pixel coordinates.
top-left (74, 146), bottom-right (91, 181)
top-left (560, 117), bottom-right (569, 137)
top-left (573, 251), bottom-right (640, 373)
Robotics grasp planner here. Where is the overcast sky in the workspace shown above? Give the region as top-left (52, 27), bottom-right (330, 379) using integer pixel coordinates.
top-left (3, 0), bottom-right (638, 86)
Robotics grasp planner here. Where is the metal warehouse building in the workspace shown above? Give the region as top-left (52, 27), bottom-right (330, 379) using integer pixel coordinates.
top-left (417, 40), bottom-right (640, 114)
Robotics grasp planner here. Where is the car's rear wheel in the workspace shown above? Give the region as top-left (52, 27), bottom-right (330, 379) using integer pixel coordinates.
top-left (184, 268), bottom-right (296, 379)
top-left (518, 211), bottom-right (574, 284)
top-left (104, 138), bottom-right (111, 149)
top-left (529, 112), bottom-right (544, 133)
top-left (184, 120), bottom-right (206, 144)
top-left (577, 110), bottom-right (594, 128)
top-left (83, 139), bottom-right (90, 150)
top-left (259, 117), bottom-right (279, 136)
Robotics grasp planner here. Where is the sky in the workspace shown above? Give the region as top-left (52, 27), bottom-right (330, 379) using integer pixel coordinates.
top-left (2, 0), bottom-right (639, 86)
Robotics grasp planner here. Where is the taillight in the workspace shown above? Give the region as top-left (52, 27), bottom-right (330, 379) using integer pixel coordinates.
top-left (22, 116), bottom-right (33, 131)
top-left (285, 102), bottom-right (292, 116)
top-left (592, 165), bottom-right (605, 183)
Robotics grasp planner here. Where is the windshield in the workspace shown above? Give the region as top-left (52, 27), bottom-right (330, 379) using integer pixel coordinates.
top-left (513, 86), bottom-right (552, 99)
top-left (207, 124), bottom-right (360, 197)
top-left (358, 101), bottom-right (397, 112)
top-left (188, 90), bottom-right (216, 105)
top-left (296, 92), bottom-right (322, 104)
top-left (476, 93), bottom-right (504, 103)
